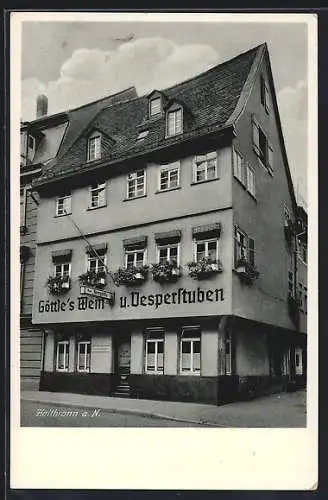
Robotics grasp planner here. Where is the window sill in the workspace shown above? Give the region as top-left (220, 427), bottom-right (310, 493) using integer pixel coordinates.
top-left (191, 177), bottom-right (219, 186)
top-left (87, 204), bottom-right (107, 211)
top-left (155, 186), bottom-right (181, 194)
top-left (145, 371), bottom-right (164, 375)
top-left (179, 371), bottom-right (201, 377)
top-left (123, 194), bottom-right (147, 202)
top-left (54, 213), bottom-right (71, 218)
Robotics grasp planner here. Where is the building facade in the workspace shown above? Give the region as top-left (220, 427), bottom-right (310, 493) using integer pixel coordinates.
top-left (31, 44), bottom-right (307, 404)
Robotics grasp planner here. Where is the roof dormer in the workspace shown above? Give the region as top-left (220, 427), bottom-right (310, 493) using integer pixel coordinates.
top-left (86, 128), bottom-right (115, 163)
top-left (165, 100), bottom-right (185, 138)
top-left (147, 90), bottom-right (166, 119)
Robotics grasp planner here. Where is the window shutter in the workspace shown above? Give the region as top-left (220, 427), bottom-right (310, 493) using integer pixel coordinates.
top-left (248, 237), bottom-right (255, 266)
top-left (232, 149), bottom-right (238, 178)
top-left (252, 115), bottom-right (260, 156)
top-left (64, 196), bottom-right (71, 214)
top-left (99, 184), bottom-right (106, 206)
top-left (265, 84), bottom-right (270, 113)
top-left (268, 141), bottom-right (274, 172)
top-left (234, 226), bottom-right (238, 266)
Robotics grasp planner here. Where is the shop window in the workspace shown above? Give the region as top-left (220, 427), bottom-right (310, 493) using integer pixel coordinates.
top-left (56, 193), bottom-right (72, 217)
top-left (54, 262), bottom-right (71, 279)
top-left (157, 243), bottom-right (179, 265)
top-left (234, 227), bottom-right (255, 266)
top-left (159, 161), bottom-right (180, 191)
top-left (145, 330), bottom-right (164, 374)
top-left (89, 182), bottom-right (106, 209)
top-left (179, 328), bottom-right (201, 374)
top-left (77, 339), bottom-right (91, 372)
top-left (127, 169), bottom-right (146, 199)
top-left (125, 248), bottom-right (146, 268)
top-left (252, 115), bottom-right (273, 173)
top-left (295, 347), bottom-right (303, 376)
top-left (193, 152), bottom-right (217, 182)
top-left (166, 108), bottom-right (183, 137)
top-left (87, 135), bottom-right (101, 162)
top-left (56, 340), bottom-right (69, 372)
top-left (282, 348), bottom-right (291, 376)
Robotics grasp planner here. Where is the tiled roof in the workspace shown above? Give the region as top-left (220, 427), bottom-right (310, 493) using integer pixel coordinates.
top-left (35, 44), bottom-right (264, 186)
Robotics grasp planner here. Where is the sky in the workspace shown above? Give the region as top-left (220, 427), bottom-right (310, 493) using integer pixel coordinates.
top-left (21, 17), bottom-right (309, 203)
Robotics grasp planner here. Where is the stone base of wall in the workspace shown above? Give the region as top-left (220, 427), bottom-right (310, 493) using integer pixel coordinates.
top-left (40, 371), bottom-right (118, 396)
top-left (237, 375), bottom-right (306, 401)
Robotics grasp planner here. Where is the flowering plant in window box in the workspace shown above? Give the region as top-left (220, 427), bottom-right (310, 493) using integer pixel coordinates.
top-left (235, 258), bottom-right (259, 285)
top-left (187, 257), bottom-right (223, 280)
top-left (113, 265), bottom-right (149, 286)
top-left (47, 275), bottom-right (71, 296)
top-left (78, 270), bottom-right (107, 288)
top-left (151, 260), bottom-right (182, 283)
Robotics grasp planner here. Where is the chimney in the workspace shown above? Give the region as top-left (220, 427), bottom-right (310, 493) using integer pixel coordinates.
top-left (36, 94), bottom-right (48, 118)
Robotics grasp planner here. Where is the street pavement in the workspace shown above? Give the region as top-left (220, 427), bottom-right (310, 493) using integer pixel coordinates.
top-left (21, 389), bottom-right (306, 427)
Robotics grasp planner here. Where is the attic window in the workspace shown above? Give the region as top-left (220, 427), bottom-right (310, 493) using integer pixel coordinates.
top-left (87, 135), bottom-right (101, 162)
top-left (137, 130), bottom-right (149, 141)
top-left (260, 76), bottom-right (270, 114)
top-left (149, 97), bottom-right (161, 117)
top-left (166, 107), bottom-right (183, 137)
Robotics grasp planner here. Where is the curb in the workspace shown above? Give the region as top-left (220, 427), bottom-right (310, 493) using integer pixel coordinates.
top-left (21, 396), bottom-right (224, 427)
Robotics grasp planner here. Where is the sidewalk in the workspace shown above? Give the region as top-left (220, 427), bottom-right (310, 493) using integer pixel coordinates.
top-left (21, 389), bottom-right (306, 427)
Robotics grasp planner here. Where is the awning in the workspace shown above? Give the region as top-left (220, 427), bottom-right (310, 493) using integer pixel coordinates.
top-left (52, 249), bottom-right (72, 263)
top-left (123, 235), bottom-right (147, 250)
top-left (192, 222), bottom-right (221, 239)
top-left (85, 243), bottom-right (107, 256)
top-left (155, 229), bottom-right (182, 244)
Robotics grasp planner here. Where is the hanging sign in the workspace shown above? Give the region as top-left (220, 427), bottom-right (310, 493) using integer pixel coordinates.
top-left (80, 285), bottom-right (115, 303)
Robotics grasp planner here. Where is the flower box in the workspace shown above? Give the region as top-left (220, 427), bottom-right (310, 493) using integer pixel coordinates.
top-left (187, 258), bottom-right (223, 280)
top-left (47, 276), bottom-right (71, 296)
top-left (235, 259), bottom-right (259, 286)
top-left (78, 270), bottom-right (107, 288)
top-left (151, 261), bottom-right (182, 283)
top-left (113, 265), bottom-right (149, 286)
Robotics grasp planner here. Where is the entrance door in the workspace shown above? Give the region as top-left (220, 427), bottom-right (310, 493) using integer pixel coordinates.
top-left (117, 339), bottom-right (131, 378)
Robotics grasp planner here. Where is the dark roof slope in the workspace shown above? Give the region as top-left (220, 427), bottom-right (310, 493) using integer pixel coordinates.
top-left (36, 44), bottom-right (264, 185)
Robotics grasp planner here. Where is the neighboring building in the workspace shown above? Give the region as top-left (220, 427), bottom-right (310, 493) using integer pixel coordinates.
top-left (31, 43), bottom-right (307, 404)
top-left (20, 88), bottom-right (137, 390)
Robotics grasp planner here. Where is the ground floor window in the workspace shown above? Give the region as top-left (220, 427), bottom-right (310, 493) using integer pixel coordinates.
top-left (295, 346), bottom-right (303, 376)
top-left (282, 348), bottom-right (290, 376)
top-left (56, 340), bottom-right (69, 372)
top-left (77, 339), bottom-right (91, 372)
top-left (145, 329), bottom-right (164, 374)
top-left (225, 331), bottom-right (232, 375)
top-left (180, 328), bottom-right (201, 374)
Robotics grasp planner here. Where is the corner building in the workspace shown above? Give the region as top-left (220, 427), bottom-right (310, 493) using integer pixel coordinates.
top-left (32, 44), bottom-right (307, 404)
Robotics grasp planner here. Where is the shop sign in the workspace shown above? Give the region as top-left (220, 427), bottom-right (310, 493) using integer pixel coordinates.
top-left (80, 285), bottom-right (114, 302)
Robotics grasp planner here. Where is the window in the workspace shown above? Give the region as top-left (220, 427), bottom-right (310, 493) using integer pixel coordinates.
top-left (77, 339), bottom-right (91, 372)
top-left (87, 135), bottom-right (101, 162)
top-left (298, 283), bottom-right (304, 312)
top-left (304, 287), bottom-right (307, 315)
top-left (56, 340), bottom-right (69, 372)
top-left (166, 108), bottom-right (183, 137)
top-left (295, 347), bottom-right (303, 376)
top-left (157, 243), bottom-right (179, 265)
top-left (89, 182), bottom-right (106, 209)
top-left (56, 193), bottom-right (72, 216)
top-left (235, 228), bottom-right (255, 265)
top-left (28, 135), bottom-right (35, 151)
top-left (246, 163), bottom-right (256, 197)
top-left (297, 239), bottom-right (307, 264)
top-left (284, 205), bottom-right (291, 224)
top-left (260, 75), bottom-right (270, 114)
top-left (127, 170), bottom-right (146, 199)
top-left (288, 271), bottom-right (295, 296)
top-left (125, 249), bottom-right (146, 268)
top-left (195, 239), bottom-right (218, 262)
top-left (180, 329), bottom-right (201, 374)
top-left (194, 152), bottom-right (217, 182)
top-left (225, 331), bottom-right (232, 375)
top-left (145, 330), bottom-right (164, 373)
top-left (137, 130), bottom-right (149, 141)
top-left (159, 162), bottom-right (180, 191)
top-left (282, 348), bottom-right (290, 376)
top-left (20, 187), bottom-right (27, 228)
top-left (149, 97), bottom-right (161, 117)
top-left (233, 148), bottom-right (244, 184)
top-left (54, 262), bottom-right (71, 279)
top-left (88, 254), bottom-right (106, 273)
top-left (252, 115), bottom-right (273, 172)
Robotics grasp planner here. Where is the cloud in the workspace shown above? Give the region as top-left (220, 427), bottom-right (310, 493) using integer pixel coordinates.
top-left (277, 80), bottom-right (307, 199)
top-left (21, 37), bottom-right (219, 120)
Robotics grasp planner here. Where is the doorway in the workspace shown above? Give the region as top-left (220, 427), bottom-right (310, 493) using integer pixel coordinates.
top-left (116, 337), bottom-right (131, 380)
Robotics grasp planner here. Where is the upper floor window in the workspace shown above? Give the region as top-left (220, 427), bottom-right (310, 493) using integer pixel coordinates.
top-left (56, 340), bottom-right (69, 372)
top-left (233, 148), bottom-right (256, 197)
top-left (234, 227), bottom-right (255, 266)
top-left (252, 115), bottom-right (273, 173)
top-left (149, 97), bottom-right (161, 117)
top-left (137, 130), bottom-right (149, 141)
top-left (20, 187), bottom-right (27, 229)
top-left (28, 135), bottom-right (36, 152)
top-left (87, 135), bottom-right (101, 162)
top-left (127, 170), bottom-right (146, 199)
top-left (125, 248), bottom-right (146, 268)
top-left (297, 239), bottom-right (307, 264)
top-left (194, 238), bottom-right (218, 262)
top-left (233, 148), bottom-right (244, 184)
top-left (180, 328), bottom-right (201, 374)
top-left (166, 108), bottom-right (183, 137)
top-left (260, 75), bottom-right (270, 114)
top-left (246, 164), bottom-right (256, 197)
top-left (56, 193), bottom-right (72, 217)
top-left (89, 182), bottom-right (106, 209)
top-left (193, 152), bottom-right (217, 183)
top-left (77, 339), bottom-right (91, 373)
top-left (54, 262), bottom-right (71, 279)
top-left (159, 162), bottom-right (180, 191)
top-left (88, 253), bottom-right (106, 274)
top-left (145, 329), bottom-right (164, 374)
top-left (288, 270), bottom-right (295, 297)
top-left (157, 243), bottom-right (179, 265)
